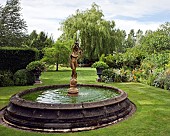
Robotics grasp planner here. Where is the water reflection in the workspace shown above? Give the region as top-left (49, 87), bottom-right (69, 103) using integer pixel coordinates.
top-left (24, 87), bottom-right (119, 104)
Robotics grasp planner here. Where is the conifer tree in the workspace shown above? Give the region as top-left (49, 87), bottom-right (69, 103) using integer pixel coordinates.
top-left (0, 0), bottom-right (27, 47)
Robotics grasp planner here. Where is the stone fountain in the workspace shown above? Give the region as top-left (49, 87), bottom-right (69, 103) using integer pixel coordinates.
top-left (0, 32), bottom-right (136, 132)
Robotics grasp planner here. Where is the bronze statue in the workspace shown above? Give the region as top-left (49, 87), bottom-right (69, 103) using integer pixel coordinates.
top-left (68, 41), bottom-right (82, 95)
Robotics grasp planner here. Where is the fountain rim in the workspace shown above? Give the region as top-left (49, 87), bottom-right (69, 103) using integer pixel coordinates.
top-left (10, 84), bottom-right (128, 110)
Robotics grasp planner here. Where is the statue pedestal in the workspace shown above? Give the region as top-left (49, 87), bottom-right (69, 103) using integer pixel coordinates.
top-left (68, 87), bottom-right (79, 95)
top-left (68, 78), bottom-right (79, 95)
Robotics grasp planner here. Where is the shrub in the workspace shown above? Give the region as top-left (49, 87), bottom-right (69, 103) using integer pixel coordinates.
top-left (26, 61), bottom-right (46, 72)
top-left (113, 69), bottom-right (127, 82)
top-left (102, 68), bottom-right (129, 83)
top-left (163, 69), bottom-right (170, 90)
top-left (0, 70), bottom-right (14, 87)
top-left (91, 61), bottom-right (109, 69)
top-left (153, 74), bottom-right (165, 89)
top-left (13, 69), bottom-right (35, 86)
top-left (147, 74), bottom-right (157, 86)
top-left (102, 69), bottom-right (115, 82)
top-left (105, 54), bottom-right (122, 69)
top-left (152, 69), bottom-right (170, 90)
top-left (0, 47), bottom-right (39, 73)
top-left (164, 76), bottom-right (170, 90)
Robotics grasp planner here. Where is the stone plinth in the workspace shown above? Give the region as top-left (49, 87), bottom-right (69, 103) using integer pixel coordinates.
top-left (68, 78), bottom-right (79, 94)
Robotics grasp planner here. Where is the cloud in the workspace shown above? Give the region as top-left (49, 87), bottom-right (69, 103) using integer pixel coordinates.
top-left (114, 19), bottom-right (161, 34)
top-left (0, 0), bottom-right (170, 40)
top-left (101, 0), bottom-right (170, 19)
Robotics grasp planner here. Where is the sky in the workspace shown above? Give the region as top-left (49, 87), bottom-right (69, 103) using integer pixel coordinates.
top-left (0, 0), bottom-right (170, 40)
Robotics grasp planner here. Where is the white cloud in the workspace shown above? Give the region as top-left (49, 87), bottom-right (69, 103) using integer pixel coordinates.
top-left (0, 0), bottom-right (170, 40)
top-left (101, 0), bottom-right (170, 19)
top-left (114, 19), bottom-right (161, 34)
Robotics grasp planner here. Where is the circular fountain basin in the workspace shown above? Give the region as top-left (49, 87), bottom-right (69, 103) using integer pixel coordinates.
top-left (23, 86), bottom-right (120, 104)
top-left (3, 84), bottom-right (136, 132)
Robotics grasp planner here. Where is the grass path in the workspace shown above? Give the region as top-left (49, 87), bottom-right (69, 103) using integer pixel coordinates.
top-left (0, 67), bottom-right (169, 136)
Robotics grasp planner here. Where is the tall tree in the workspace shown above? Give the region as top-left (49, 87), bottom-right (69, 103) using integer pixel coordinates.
top-left (23, 30), bottom-right (38, 47)
top-left (135, 29), bottom-right (143, 45)
top-left (124, 29), bottom-right (135, 49)
top-left (60, 3), bottom-right (119, 61)
top-left (29, 30), bottom-right (38, 41)
top-left (141, 22), bottom-right (170, 53)
top-left (0, 0), bottom-right (27, 47)
top-left (113, 29), bottom-right (126, 52)
top-left (25, 31), bottom-right (54, 59)
top-left (29, 31), bottom-right (54, 50)
top-left (42, 40), bottom-right (71, 71)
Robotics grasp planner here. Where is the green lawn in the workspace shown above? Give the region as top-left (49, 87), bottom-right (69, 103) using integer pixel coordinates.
top-left (0, 67), bottom-right (170, 136)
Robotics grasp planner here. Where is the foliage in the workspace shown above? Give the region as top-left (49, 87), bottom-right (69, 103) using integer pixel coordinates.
top-left (102, 69), bottom-right (115, 82)
top-left (0, 47), bottom-right (39, 72)
top-left (104, 46), bottom-right (146, 69)
top-left (13, 69), bottom-right (34, 86)
top-left (153, 73), bottom-right (165, 89)
top-left (104, 53), bottom-right (123, 69)
top-left (0, 69), bottom-right (170, 135)
top-left (102, 68), bottom-right (129, 82)
top-left (141, 22), bottom-right (170, 53)
top-left (163, 63), bottom-right (170, 89)
top-left (124, 29), bottom-right (135, 49)
top-left (105, 54), bottom-right (116, 68)
top-left (60, 3), bottom-right (125, 61)
top-left (25, 30), bottom-right (54, 59)
top-left (122, 47), bottom-right (146, 68)
top-left (153, 68), bottom-right (170, 90)
top-left (28, 31), bottom-right (54, 50)
top-left (91, 61), bottom-right (109, 69)
top-left (42, 40), bottom-right (71, 71)
top-left (113, 29), bottom-right (126, 52)
top-left (0, 70), bottom-right (14, 86)
top-left (129, 68), bottom-right (144, 82)
top-left (141, 52), bottom-right (169, 70)
top-left (26, 61), bottom-right (46, 72)
top-left (99, 54), bottom-right (106, 61)
top-left (0, 0), bottom-right (27, 47)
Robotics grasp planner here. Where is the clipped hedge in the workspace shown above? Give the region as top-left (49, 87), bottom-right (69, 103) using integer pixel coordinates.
top-left (0, 47), bottom-right (39, 73)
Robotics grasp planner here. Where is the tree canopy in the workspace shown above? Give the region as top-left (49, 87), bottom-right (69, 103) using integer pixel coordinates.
top-left (60, 3), bottom-right (125, 61)
top-left (141, 22), bottom-right (170, 53)
top-left (42, 40), bottom-right (71, 71)
top-left (0, 0), bottom-right (27, 47)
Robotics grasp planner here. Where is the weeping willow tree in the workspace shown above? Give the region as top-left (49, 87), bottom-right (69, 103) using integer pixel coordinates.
top-left (60, 3), bottom-right (120, 61)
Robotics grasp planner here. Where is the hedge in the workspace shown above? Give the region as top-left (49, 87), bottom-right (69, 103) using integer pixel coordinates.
top-left (0, 47), bottom-right (39, 73)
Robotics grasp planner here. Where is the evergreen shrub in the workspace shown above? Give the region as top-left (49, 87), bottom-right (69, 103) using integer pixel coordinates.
top-left (13, 69), bottom-right (35, 86)
top-left (0, 70), bottom-right (14, 87)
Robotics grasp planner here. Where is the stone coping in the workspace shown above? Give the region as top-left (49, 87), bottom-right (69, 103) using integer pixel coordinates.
top-left (10, 84), bottom-right (127, 110)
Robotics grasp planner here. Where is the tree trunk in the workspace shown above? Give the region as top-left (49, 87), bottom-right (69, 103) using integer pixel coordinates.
top-left (56, 61), bottom-right (59, 71)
